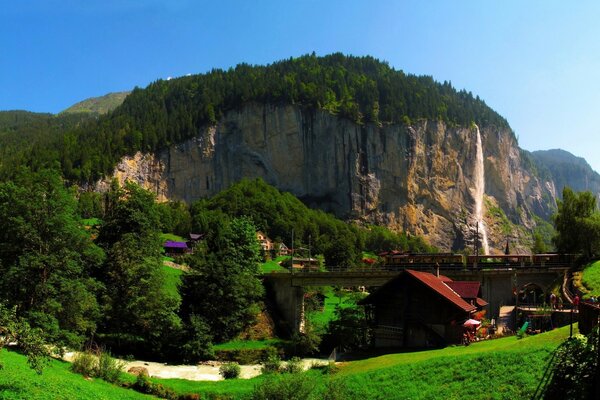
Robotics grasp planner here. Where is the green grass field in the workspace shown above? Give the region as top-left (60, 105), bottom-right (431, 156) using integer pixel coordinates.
top-left (337, 326), bottom-right (571, 399)
top-left (308, 287), bottom-right (362, 331)
top-left (0, 350), bottom-right (151, 400)
top-left (260, 256), bottom-right (289, 273)
top-left (1, 325), bottom-right (572, 399)
top-left (160, 233), bottom-right (186, 243)
top-left (581, 260), bottom-right (600, 298)
top-left (161, 265), bottom-right (183, 300)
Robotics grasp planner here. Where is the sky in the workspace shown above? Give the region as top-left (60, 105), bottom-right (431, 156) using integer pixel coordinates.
top-left (2, 1), bottom-right (600, 171)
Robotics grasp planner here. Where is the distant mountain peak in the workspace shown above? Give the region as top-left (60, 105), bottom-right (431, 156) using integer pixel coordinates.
top-left (60, 91), bottom-right (130, 115)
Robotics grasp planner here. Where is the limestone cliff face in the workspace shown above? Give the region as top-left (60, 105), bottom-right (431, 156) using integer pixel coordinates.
top-left (99, 103), bottom-right (556, 252)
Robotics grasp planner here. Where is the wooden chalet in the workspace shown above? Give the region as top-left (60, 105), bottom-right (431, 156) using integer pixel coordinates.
top-left (163, 240), bottom-right (190, 255)
top-left (360, 270), bottom-right (485, 348)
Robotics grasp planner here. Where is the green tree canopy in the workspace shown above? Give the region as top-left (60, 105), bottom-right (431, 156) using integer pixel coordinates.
top-left (0, 169), bottom-right (103, 346)
top-left (553, 187), bottom-right (600, 259)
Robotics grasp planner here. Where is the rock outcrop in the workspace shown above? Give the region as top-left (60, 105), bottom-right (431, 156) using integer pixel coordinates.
top-left (98, 103), bottom-right (557, 252)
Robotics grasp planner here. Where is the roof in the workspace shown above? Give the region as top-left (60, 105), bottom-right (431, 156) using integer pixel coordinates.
top-left (445, 281), bottom-right (481, 299)
top-left (405, 270), bottom-right (477, 313)
top-left (189, 233), bottom-right (204, 240)
top-left (163, 240), bottom-right (188, 249)
top-left (438, 275), bottom-right (452, 282)
top-left (475, 298), bottom-right (488, 307)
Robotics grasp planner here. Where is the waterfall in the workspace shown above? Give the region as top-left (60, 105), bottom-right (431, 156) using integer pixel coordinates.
top-left (473, 125), bottom-right (490, 255)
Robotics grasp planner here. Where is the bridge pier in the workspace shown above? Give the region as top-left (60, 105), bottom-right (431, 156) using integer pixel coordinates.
top-left (267, 277), bottom-right (305, 335)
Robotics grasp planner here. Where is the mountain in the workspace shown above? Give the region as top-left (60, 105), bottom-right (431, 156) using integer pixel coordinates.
top-left (4, 54), bottom-right (594, 252)
top-left (60, 91), bottom-right (130, 115)
top-left (530, 149), bottom-right (600, 200)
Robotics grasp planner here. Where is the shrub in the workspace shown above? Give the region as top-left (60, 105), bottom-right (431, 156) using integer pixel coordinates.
top-left (97, 351), bottom-right (125, 383)
top-left (283, 357), bottom-right (303, 374)
top-left (251, 373), bottom-right (315, 400)
top-left (261, 353), bottom-right (282, 374)
top-left (70, 351), bottom-right (97, 377)
top-left (219, 362), bottom-right (241, 379)
top-left (545, 332), bottom-right (598, 399)
top-left (70, 348), bottom-right (124, 383)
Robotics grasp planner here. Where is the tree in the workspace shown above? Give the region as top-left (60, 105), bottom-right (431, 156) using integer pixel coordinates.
top-left (181, 217), bottom-right (264, 345)
top-left (0, 169), bottom-right (102, 347)
top-left (0, 303), bottom-right (49, 374)
top-left (100, 233), bottom-right (181, 355)
top-left (553, 187), bottom-right (600, 259)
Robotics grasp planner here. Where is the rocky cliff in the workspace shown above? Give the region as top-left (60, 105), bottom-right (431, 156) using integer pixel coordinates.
top-left (98, 103), bottom-right (557, 252)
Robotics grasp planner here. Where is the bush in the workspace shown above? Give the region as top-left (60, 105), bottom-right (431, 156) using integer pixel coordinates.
top-left (97, 351), bottom-right (125, 383)
top-left (261, 353), bottom-right (282, 374)
top-left (219, 362), bottom-right (241, 379)
top-left (545, 332), bottom-right (598, 399)
top-left (283, 357), bottom-right (303, 374)
top-left (132, 371), bottom-right (179, 399)
top-left (251, 373), bottom-right (315, 400)
top-left (70, 351), bottom-right (97, 377)
top-left (70, 348), bottom-right (124, 383)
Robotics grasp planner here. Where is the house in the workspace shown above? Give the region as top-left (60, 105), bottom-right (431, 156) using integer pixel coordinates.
top-left (444, 280), bottom-right (488, 309)
top-left (187, 233), bottom-right (204, 249)
top-left (256, 231), bottom-right (274, 252)
top-left (277, 242), bottom-right (291, 256)
top-left (163, 240), bottom-right (190, 255)
top-left (359, 269), bottom-right (485, 348)
top-left (290, 257), bottom-right (320, 271)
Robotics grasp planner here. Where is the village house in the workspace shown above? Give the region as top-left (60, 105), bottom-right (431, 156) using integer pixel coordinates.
top-left (360, 269), bottom-right (487, 348)
top-left (256, 231), bottom-right (274, 252)
top-left (163, 240), bottom-right (190, 256)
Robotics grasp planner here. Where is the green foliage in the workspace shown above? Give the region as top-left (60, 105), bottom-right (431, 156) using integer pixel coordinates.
top-left (290, 321), bottom-right (322, 356)
top-left (181, 217), bottom-right (264, 357)
top-left (192, 178), bottom-right (434, 269)
top-left (545, 332), bottom-right (597, 399)
top-left (96, 181), bottom-right (181, 359)
top-left (283, 357), bottom-right (303, 374)
top-left (0, 169), bottom-right (102, 347)
top-left (0, 304), bottom-right (49, 374)
top-left (157, 201), bottom-right (192, 237)
top-left (70, 348), bottom-right (125, 383)
top-left (251, 372), bottom-right (316, 400)
top-left (553, 187), bottom-right (600, 259)
top-left (219, 362), bottom-right (241, 379)
top-left (261, 353), bottom-right (282, 374)
top-left (78, 191), bottom-right (104, 219)
top-left (324, 305), bottom-right (370, 352)
top-left (70, 351), bottom-right (97, 377)
top-left (132, 370), bottom-right (179, 399)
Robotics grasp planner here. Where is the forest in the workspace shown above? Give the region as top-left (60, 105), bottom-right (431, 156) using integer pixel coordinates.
top-left (0, 170), bottom-right (432, 363)
top-left (0, 53), bottom-right (510, 183)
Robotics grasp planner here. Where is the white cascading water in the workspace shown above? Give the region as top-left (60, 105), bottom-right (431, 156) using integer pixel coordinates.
top-left (473, 125), bottom-right (490, 255)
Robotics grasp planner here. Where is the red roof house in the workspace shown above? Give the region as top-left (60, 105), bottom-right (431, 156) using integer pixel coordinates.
top-left (360, 269), bottom-right (485, 348)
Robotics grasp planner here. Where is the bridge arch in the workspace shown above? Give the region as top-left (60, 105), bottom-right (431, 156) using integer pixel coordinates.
top-left (518, 282), bottom-right (546, 306)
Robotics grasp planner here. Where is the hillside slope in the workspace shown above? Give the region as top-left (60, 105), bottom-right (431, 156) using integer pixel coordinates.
top-left (60, 91), bottom-right (130, 115)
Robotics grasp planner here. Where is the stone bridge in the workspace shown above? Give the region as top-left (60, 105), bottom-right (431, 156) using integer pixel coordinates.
top-left (263, 262), bottom-right (570, 334)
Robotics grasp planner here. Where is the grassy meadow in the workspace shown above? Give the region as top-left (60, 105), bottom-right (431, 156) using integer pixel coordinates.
top-left (1, 325), bottom-right (572, 399)
top-left (581, 260), bottom-right (600, 298)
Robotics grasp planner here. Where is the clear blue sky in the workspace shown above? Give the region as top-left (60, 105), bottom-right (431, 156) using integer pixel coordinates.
top-left (3, 1), bottom-right (600, 172)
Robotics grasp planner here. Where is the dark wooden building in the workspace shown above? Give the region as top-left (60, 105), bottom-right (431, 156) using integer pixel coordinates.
top-left (360, 269), bottom-right (482, 348)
